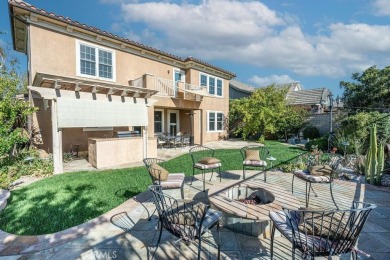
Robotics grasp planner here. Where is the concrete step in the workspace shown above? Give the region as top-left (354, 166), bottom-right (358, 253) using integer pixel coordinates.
top-left (0, 189), bottom-right (10, 211)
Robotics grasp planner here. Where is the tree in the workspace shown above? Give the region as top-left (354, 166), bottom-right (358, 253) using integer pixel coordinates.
top-left (340, 66), bottom-right (390, 111)
top-left (0, 42), bottom-right (35, 159)
top-left (337, 111), bottom-right (390, 154)
top-left (275, 106), bottom-right (308, 141)
top-left (229, 85), bottom-right (307, 142)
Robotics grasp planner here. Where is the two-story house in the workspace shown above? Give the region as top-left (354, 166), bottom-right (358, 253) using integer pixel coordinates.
top-left (8, 0), bottom-right (235, 173)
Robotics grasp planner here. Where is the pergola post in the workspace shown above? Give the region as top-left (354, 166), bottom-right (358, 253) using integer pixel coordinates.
top-left (143, 126), bottom-right (148, 158)
top-left (51, 99), bottom-right (63, 174)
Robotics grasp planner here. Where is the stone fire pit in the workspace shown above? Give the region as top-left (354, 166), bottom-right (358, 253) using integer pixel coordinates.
top-left (208, 180), bottom-right (300, 237)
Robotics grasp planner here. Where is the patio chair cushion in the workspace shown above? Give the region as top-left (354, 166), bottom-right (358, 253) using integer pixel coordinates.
top-left (195, 208), bottom-right (222, 234)
top-left (243, 160), bottom-right (267, 166)
top-left (245, 149), bottom-right (260, 161)
top-left (293, 170), bottom-right (331, 183)
top-left (297, 211), bottom-right (352, 240)
top-left (308, 165), bottom-right (332, 176)
top-left (157, 173), bottom-right (185, 188)
top-left (167, 201), bottom-right (207, 225)
top-left (198, 157), bottom-right (220, 164)
top-left (270, 211), bottom-right (337, 252)
top-left (150, 163), bottom-right (169, 181)
top-left (194, 162), bottom-right (222, 169)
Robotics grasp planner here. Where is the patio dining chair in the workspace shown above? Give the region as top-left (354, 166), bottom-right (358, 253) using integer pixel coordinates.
top-left (292, 153), bottom-right (342, 209)
top-left (148, 185), bottom-right (222, 260)
top-left (189, 146), bottom-right (222, 192)
top-left (240, 145), bottom-right (270, 181)
top-left (269, 201), bottom-right (376, 259)
top-left (143, 158), bottom-right (185, 199)
top-left (182, 133), bottom-right (191, 147)
top-left (156, 134), bottom-right (168, 148)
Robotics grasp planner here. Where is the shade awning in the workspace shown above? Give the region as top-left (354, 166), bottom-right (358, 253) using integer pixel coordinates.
top-left (56, 97), bottom-right (148, 128)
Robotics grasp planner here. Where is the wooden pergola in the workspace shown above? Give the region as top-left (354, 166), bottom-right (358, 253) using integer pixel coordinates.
top-left (29, 73), bottom-right (158, 174)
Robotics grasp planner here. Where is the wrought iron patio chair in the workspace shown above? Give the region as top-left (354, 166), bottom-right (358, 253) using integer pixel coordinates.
top-left (269, 201), bottom-right (376, 259)
top-left (292, 153), bottom-right (342, 209)
top-left (189, 146), bottom-right (222, 191)
top-left (171, 135), bottom-right (184, 149)
top-left (156, 134), bottom-right (168, 149)
top-left (148, 185), bottom-right (221, 260)
top-left (240, 145), bottom-right (270, 181)
top-left (143, 158), bottom-right (185, 199)
top-left (182, 133), bottom-right (191, 147)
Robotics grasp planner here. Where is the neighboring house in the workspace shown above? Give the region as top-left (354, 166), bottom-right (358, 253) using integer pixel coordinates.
top-left (8, 0), bottom-right (235, 173)
top-left (229, 80), bottom-right (255, 99)
top-left (286, 87), bottom-right (332, 113)
top-left (229, 80), bottom-right (303, 100)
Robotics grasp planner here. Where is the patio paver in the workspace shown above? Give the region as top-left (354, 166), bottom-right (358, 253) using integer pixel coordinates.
top-left (1, 140), bottom-right (389, 259)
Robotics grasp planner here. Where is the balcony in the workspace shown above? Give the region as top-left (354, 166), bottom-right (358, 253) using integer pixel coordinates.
top-left (129, 74), bottom-right (209, 101)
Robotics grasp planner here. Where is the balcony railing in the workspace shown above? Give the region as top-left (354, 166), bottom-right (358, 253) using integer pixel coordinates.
top-left (155, 77), bottom-right (177, 97)
top-left (129, 74), bottom-right (207, 99)
top-left (131, 76), bottom-right (143, 89)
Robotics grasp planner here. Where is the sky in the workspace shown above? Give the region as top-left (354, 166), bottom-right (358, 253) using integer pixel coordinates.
top-left (1, 0), bottom-right (390, 97)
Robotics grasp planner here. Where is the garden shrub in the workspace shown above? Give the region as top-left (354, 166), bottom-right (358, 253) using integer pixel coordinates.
top-left (339, 111), bottom-right (390, 153)
top-left (280, 161), bottom-right (306, 173)
top-left (0, 149), bottom-right (53, 189)
top-left (303, 125), bottom-right (321, 139)
top-left (304, 136), bottom-right (328, 151)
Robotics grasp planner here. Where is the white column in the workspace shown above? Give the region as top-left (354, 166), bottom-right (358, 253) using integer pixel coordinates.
top-left (51, 99), bottom-right (63, 174)
top-left (143, 126), bottom-right (148, 158)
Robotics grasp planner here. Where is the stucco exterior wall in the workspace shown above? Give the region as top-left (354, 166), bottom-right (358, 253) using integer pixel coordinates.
top-left (29, 25), bottom-right (174, 85)
top-left (30, 26), bottom-right (76, 79)
top-left (28, 24), bottom-right (231, 149)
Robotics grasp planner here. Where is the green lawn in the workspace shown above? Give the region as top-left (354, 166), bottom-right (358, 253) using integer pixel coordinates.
top-left (0, 141), bottom-right (305, 235)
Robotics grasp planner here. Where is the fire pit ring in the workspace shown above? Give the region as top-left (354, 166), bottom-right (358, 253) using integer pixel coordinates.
top-left (208, 180), bottom-right (301, 237)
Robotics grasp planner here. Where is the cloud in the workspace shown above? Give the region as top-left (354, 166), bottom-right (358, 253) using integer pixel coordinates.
top-left (99, 0), bottom-right (135, 4)
top-left (249, 74), bottom-right (296, 87)
top-left (372, 0), bottom-right (390, 16)
top-left (108, 0), bottom-right (390, 79)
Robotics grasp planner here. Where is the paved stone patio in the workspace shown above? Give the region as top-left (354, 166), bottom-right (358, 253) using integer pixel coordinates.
top-left (0, 140), bottom-right (389, 259)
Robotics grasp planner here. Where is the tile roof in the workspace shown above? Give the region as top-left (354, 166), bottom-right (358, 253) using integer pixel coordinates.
top-left (286, 87), bottom-right (330, 105)
top-left (8, 0), bottom-right (235, 77)
top-left (229, 79), bottom-right (256, 93)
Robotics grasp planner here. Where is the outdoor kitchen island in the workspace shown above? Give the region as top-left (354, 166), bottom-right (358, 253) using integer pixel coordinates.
top-left (88, 136), bottom-right (157, 169)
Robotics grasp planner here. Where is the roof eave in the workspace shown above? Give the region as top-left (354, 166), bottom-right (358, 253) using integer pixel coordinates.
top-left (9, 4), bottom-right (28, 54)
top-left (8, 0), bottom-right (236, 78)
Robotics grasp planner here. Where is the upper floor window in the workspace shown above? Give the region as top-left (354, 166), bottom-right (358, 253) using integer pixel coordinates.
top-left (200, 74), bottom-right (208, 87)
top-left (209, 77), bottom-right (215, 95)
top-left (199, 73), bottom-right (223, 97)
top-left (76, 40), bottom-right (116, 81)
top-left (217, 79), bottom-right (222, 96)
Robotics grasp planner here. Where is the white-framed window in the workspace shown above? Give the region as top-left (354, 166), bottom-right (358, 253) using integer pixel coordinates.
top-left (76, 40), bottom-right (116, 81)
top-left (154, 109), bottom-right (164, 133)
top-left (199, 73), bottom-right (223, 97)
top-left (200, 74), bottom-right (208, 87)
top-left (217, 79), bottom-right (222, 96)
top-left (207, 111), bottom-right (224, 132)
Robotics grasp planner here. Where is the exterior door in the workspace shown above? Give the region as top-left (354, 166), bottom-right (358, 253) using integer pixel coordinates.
top-left (168, 110), bottom-right (179, 136)
top-left (173, 69), bottom-right (184, 96)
